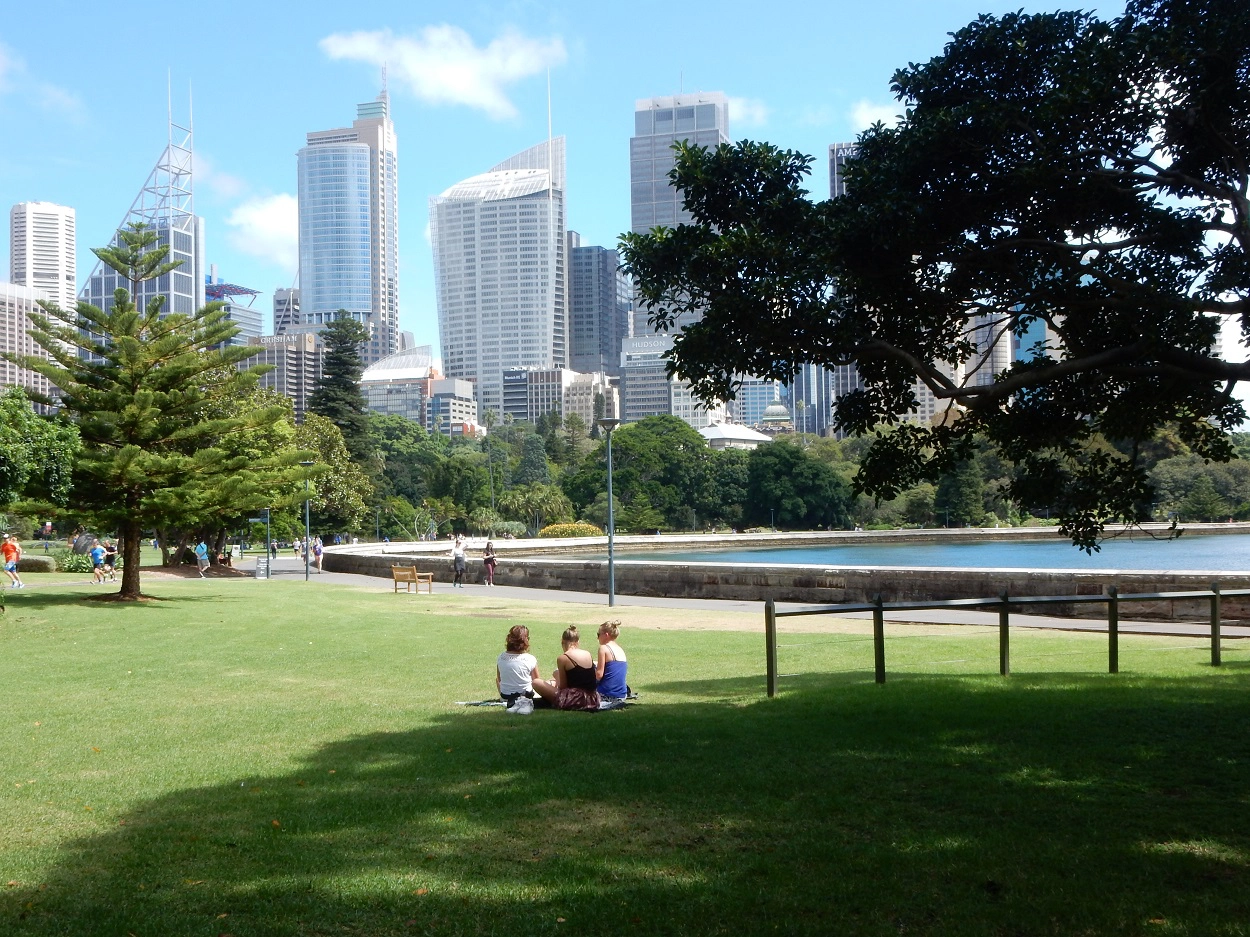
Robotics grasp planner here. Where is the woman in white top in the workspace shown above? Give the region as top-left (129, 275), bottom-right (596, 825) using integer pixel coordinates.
top-left (497, 624), bottom-right (549, 705)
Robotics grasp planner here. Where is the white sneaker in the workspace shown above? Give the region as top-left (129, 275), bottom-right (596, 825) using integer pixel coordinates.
top-left (508, 696), bottom-right (534, 715)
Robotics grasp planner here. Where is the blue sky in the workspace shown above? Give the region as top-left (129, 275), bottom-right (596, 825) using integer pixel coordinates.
top-left (1, 0), bottom-right (1122, 357)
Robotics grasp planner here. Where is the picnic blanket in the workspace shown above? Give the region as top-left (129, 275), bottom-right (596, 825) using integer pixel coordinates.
top-left (455, 695), bottom-right (635, 711)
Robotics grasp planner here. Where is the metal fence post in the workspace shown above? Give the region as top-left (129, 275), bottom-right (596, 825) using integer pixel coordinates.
top-left (1107, 586), bottom-right (1119, 674)
top-left (765, 599), bottom-right (778, 698)
top-left (872, 594), bottom-right (886, 684)
top-left (999, 590), bottom-right (1010, 677)
top-left (1210, 583), bottom-right (1222, 668)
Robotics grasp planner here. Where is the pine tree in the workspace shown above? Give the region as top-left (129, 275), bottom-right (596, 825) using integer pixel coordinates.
top-left (5, 224), bottom-right (305, 599)
top-left (307, 312), bottom-right (374, 465)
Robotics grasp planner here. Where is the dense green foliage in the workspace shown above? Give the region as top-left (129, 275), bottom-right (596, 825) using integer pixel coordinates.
top-left (621, 0), bottom-right (1250, 550)
top-left (0, 387), bottom-right (79, 509)
top-left (307, 313), bottom-right (374, 466)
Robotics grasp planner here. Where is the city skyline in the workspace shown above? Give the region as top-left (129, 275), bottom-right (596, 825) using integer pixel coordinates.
top-left (0, 0), bottom-right (1123, 362)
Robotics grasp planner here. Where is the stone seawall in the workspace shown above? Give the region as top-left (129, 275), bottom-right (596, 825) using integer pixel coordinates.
top-left (322, 550), bottom-right (1250, 622)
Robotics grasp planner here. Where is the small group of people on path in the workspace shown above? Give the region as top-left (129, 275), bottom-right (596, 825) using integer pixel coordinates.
top-left (496, 620), bottom-right (629, 712)
top-left (450, 535), bottom-right (498, 588)
top-left (89, 538), bottom-right (119, 583)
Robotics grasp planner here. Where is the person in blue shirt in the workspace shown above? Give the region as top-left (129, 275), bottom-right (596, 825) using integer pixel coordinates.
top-left (194, 541), bottom-right (209, 578)
top-left (89, 539), bottom-right (106, 584)
top-left (595, 620), bottom-right (630, 699)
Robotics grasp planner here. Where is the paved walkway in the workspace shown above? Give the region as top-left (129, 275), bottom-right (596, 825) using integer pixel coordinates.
top-left (253, 555), bottom-right (1250, 639)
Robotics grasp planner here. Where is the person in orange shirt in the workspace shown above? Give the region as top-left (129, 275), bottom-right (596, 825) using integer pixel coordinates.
top-left (2, 534), bottom-right (24, 589)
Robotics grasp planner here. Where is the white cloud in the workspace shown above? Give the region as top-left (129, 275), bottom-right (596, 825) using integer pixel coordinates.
top-left (728, 96), bottom-right (769, 129)
top-left (0, 40), bottom-right (85, 120)
top-left (226, 194), bottom-right (298, 272)
top-left (850, 99), bottom-right (901, 131)
top-left (0, 42), bottom-right (18, 92)
top-left (197, 154), bottom-right (248, 201)
top-left (320, 25), bottom-right (566, 120)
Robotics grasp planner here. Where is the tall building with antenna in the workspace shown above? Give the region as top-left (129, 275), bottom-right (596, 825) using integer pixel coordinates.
top-left (79, 96), bottom-right (204, 321)
top-left (429, 138), bottom-right (567, 417)
top-left (297, 89), bottom-right (398, 366)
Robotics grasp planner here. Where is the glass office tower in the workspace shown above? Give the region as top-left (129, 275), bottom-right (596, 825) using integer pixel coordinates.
top-left (430, 138), bottom-right (567, 417)
top-left (629, 93), bottom-right (729, 335)
top-left (297, 91), bottom-right (398, 365)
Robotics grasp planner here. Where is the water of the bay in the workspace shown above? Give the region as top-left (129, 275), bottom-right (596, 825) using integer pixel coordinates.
top-left (634, 531), bottom-right (1250, 571)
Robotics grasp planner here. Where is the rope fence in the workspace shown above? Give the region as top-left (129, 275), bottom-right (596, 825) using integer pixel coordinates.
top-left (763, 585), bottom-right (1250, 696)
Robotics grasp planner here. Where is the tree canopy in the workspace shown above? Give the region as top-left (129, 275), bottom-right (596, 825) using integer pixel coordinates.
top-left (308, 312), bottom-right (374, 466)
top-left (621, 0), bottom-right (1250, 549)
top-left (4, 224), bottom-right (306, 598)
top-left (0, 388), bottom-right (79, 510)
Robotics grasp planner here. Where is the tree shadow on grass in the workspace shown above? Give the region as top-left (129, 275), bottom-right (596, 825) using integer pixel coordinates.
top-left (5, 675), bottom-right (1250, 936)
top-left (2, 590), bottom-right (225, 613)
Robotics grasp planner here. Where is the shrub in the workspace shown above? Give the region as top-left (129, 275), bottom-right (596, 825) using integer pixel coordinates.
top-left (17, 555), bottom-right (55, 573)
top-left (538, 522), bottom-right (604, 539)
top-left (53, 549), bottom-right (92, 573)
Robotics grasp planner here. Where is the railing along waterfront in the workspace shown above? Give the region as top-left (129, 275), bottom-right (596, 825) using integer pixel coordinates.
top-left (762, 585), bottom-right (1250, 697)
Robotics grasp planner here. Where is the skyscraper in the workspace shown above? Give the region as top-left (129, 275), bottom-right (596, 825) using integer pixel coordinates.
top-left (430, 138), bottom-right (567, 417)
top-left (298, 90), bottom-right (398, 366)
top-left (568, 231), bottom-right (631, 376)
top-left (80, 109), bottom-right (205, 323)
top-left (10, 202), bottom-right (76, 311)
top-left (0, 283), bottom-right (52, 399)
top-left (629, 93), bottom-right (729, 336)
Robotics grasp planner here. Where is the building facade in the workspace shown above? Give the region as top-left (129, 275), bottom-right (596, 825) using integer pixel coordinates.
top-left (829, 142), bottom-right (857, 199)
top-left (9, 202), bottom-right (76, 312)
top-left (0, 282), bottom-right (51, 399)
top-left (246, 333), bottom-right (323, 422)
top-left (360, 347), bottom-right (436, 425)
top-left (568, 231), bottom-right (631, 376)
top-left (273, 287), bottom-right (300, 334)
top-left (80, 112), bottom-right (205, 323)
top-left (629, 93), bottom-right (729, 336)
top-left (298, 91), bottom-right (398, 365)
top-left (430, 138), bottom-right (567, 417)
top-left (619, 335), bottom-right (676, 423)
top-left (730, 376), bottom-right (785, 427)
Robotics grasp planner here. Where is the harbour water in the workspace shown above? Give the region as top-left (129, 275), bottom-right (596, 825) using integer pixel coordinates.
top-left (641, 531), bottom-right (1250, 572)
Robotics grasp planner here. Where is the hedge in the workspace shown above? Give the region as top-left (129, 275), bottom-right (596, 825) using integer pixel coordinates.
top-left (17, 555), bottom-right (55, 573)
top-left (537, 522), bottom-right (604, 539)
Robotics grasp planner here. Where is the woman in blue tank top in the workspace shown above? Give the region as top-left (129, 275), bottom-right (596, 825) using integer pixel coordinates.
top-left (595, 620), bottom-right (629, 699)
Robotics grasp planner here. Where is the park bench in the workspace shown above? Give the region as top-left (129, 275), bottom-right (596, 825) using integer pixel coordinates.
top-left (392, 565), bottom-right (433, 594)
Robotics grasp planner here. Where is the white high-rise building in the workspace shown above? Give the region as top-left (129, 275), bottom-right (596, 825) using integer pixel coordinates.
top-left (630, 93), bottom-right (729, 336)
top-left (298, 90), bottom-right (398, 366)
top-left (10, 202), bottom-right (76, 312)
top-left (0, 282), bottom-right (52, 399)
top-left (430, 138), bottom-right (567, 417)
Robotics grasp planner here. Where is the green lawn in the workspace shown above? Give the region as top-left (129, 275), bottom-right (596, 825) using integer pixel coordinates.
top-left (1, 579), bottom-right (1248, 936)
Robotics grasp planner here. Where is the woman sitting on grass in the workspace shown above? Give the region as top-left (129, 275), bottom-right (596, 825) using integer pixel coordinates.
top-left (596, 620), bottom-right (629, 700)
top-left (531, 626), bottom-right (600, 712)
top-left (497, 625), bottom-right (543, 706)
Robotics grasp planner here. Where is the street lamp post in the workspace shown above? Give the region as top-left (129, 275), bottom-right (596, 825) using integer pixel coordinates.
top-left (597, 418), bottom-right (621, 607)
top-left (299, 461), bottom-right (314, 582)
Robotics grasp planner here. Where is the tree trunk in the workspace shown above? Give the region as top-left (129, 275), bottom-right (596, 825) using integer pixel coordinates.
top-left (119, 519), bottom-right (142, 599)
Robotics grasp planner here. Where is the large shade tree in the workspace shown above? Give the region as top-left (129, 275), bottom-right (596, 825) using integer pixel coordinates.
top-left (621, 0), bottom-right (1250, 549)
top-left (5, 225), bottom-right (306, 598)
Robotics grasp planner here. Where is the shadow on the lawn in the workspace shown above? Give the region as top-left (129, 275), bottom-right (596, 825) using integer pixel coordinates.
top-left (6, 674), bottom-right (1250, 937)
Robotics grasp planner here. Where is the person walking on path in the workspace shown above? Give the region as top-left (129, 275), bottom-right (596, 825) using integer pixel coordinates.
top-left (482, 540), bottom-right (498, 586)
top-left (194, 540), bottom-right (210, 578)
top-left (270, 540), bottom-right (278, 560)
top-left (2, 534), bottom-right (24, 589)
top-left (102, 540), bottom-right (118, 582)
top-left (451, 535), bottom-right (467, 588)
top-left (313, 537), bottom-right (324, 573)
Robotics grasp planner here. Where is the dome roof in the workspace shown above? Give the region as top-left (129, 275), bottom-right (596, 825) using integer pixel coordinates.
top-left (361, 348), bottom-right (434, 383)
top-left (760, 402), bottom-right (792, 423)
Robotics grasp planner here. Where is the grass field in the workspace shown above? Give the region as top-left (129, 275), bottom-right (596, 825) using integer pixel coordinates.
top-left (1, 578), bottom-right (1249, 936)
